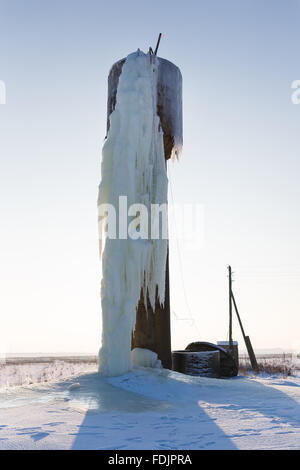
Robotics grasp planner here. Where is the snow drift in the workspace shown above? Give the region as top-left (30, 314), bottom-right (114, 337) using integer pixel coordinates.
top-left (131, 347), bottom-right (162, 369)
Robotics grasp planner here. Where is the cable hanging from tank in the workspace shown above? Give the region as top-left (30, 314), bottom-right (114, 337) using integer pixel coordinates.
top-left (168, 168), bottom-right (201, 336)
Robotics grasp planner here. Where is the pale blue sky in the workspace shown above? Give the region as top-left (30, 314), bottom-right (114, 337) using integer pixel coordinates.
top-left (0, 0), bottom-right (300, 353)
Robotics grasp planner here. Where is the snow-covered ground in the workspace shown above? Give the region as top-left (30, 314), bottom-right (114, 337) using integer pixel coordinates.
top-left (1, 363), bottom-right (300, 450)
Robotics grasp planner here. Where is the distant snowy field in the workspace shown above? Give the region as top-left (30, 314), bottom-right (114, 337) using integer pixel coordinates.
top-left (0, 360), bottom-right (97, 388)
top-left (1, 361), bottom-right (300, 450)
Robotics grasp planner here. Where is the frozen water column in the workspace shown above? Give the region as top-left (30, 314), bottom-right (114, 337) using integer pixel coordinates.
top-left (107, 55), bottom-right (183, 369)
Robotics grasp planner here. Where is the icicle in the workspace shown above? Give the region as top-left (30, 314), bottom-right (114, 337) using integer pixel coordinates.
top-left (98, 51), bottom-right (168, 376)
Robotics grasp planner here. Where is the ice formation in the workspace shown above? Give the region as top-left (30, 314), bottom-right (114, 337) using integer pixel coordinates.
top-left (98, 51), bottom-right (168, 376)
top-left (131, 348), bottom-right (162, 369)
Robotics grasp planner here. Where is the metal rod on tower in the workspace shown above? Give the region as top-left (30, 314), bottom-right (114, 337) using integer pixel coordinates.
top-left (154, 33), bottom-right (162, 56)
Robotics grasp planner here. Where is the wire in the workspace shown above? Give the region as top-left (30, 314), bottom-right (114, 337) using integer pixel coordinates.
top-left (171, 309), bottom-right (194, 326)
top-left (168, 166), bottom-right (201, 336)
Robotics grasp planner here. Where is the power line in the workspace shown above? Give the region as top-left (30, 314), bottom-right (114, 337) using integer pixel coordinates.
top-left (168, 167), bottom-right (201, 336)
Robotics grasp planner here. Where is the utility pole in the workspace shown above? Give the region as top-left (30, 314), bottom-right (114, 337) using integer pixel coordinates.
top-left (231, 291), bottom-right (258, 371)
top-left (228, 266), bottom-right (233, 350)
top-left (228, 265), bottom-right (258, 372)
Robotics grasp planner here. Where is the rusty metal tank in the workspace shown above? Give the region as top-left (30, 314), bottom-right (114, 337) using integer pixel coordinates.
top-left (107, 53), bottom-right (182, 160)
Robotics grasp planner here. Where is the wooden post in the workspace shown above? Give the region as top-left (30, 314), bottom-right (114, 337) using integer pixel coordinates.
top-left (231, 291), bottom-right (258, 371)
top-left (231, 292), bottom-right (246, 341)
top-left (107, 54), bottom-right (182, 369)
top-left (244, 336), bottom-right (258, 371)
top-left (228, 266), bottom-right (233, 350)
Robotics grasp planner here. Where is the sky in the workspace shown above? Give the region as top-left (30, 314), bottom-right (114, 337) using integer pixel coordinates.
top-left (0, 0), bottom-right (300, 355)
